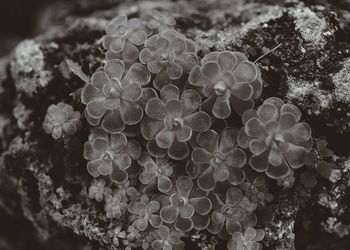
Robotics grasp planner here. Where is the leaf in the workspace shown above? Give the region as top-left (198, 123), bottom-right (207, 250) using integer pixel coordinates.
top-left (65, 59), bottom-right (90, 84)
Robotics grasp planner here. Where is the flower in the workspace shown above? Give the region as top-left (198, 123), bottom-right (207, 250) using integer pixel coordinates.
top-left (137, 152), bottom-right (173, 194)
top-left (208, 187), bottom-right (255, 236)
top-left (191, 127), bottom-right (247, 191)
top-left (228, 227), bottom-right (265, 250)
top-left (83, 128), bottom-right (141, 184)
top-left (147, 10), bottom-right (176, 32)
top-left (81, 59), bottom-right (151, 133)
top-left (105, 190), bottom-right (128, 218)
top-left (103, 15), bottom-right (150, 63)
top-left (151, 225), bottom-right (185, 250)
top-left (237, 97), bottom-right (313, 179)
top-left (141, 84), bottom-right (211, 160)
top-left (239, 176), bottom-right (270, 204)
top-left (139, 29), bottom-right (199, 90)
top-left (88, 179), bottom-right (107, 202)
top-left (188, 51), bottom-right (262, 118)
top-left (128, 200), bottom-right (162, 231)
top-left (160, 176), bottom-right (212, 232)
top-left (43, 102), bottom-right (81, 139)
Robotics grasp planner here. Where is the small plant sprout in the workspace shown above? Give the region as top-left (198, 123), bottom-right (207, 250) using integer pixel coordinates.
top-left (147, 10), bottom-right (176, 32)
top-left (151, 225), bottom-right (185, 250)
top-left (228, 227), bottom-right (265, 250)
top-left (43, 102), bottom-right (81, 139)
top-left (128, 200), bottom-right (162, 231)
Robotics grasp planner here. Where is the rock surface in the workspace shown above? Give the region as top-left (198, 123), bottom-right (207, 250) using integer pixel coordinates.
top-left (1, 0), bottom-right (350, 249)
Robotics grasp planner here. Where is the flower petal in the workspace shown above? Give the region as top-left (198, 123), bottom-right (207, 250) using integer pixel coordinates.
top-left (156, 128), bottom-right (175, 149)
top-left (192, 213), bottom-right (210, 230)
top-left (188, 65), bottom-right (208, 87)
top-left (147, 140), bottom-right (167, 158)
top-left (197, 167), bottom-right (216, 191)
top-left (176, 176), bottom-right (193, 198)
top-left (237, 128), bottom-right (250, 149)
top-left (104, 59), bottom-right (125, 80)
top-left (268, 148), bottom-right (283, 166)
top-left (181, 89), bottom-right (201, 116)
top-left (191, 148), bottom-right (211, 164)
top-left (179, 53), bottom-right (199, 73)
top-left (153, 68), bottom-right (172, 90)
top-left (111, 166), bottom-right (128, 184)
top-left (213, 165), bottom-right (229, 182)
top-left (278, 113), bottom-right (297, 132)
top-left (284, 144), bottom-right (308, 169)
top-left (113, 154), bottom-right (131, 170)
top-left (110, 38), bottom-right (126, 53)
top-left (213, 91), bottom-right (231, 119)
top-left (124, 63), bottom-right (151, 86)
top-left (141, 117), bottom-right (164, 140)
top-left (233, 61), bottom-right (258, 83)
top-left (160, 205), bottom-right (178, 223)
top-left (87, 159), bottom-right (102, 177)
top-left (121, 42), bottom-right (139, 63)
top-left (148, 60), bottom-right (164, 74)
top-left (102, 109), bottom-right (125, 133)
top-left (176, 126), bottom-right (192, 142)
top-left (91, 71), bottom-right (108, 89)
top-left (86, 100), bottom-right (106, 119)
top-left (245, 117), bottom-right (268, 138)
top-left (110, 132), bottom-right (127, 152)
top-left (196, 130), bottom-right (219, 153)
top-left (226, 149), bottom-right (247, 168)
top-left (266, 160), bottom-right (290, 179)
top-left (226, 219), bottom-right (242, 235)
top-left (165, 99), bottom-right (183, 117)
top-left (208, 210), bottom-right (225, 234)
top-left (230, 82), bottom-right (254, 101)
top-left (249, 139), bottom-right (268, 155)
top-left (249, 149), bottom-right (270, 172)
top-left (119, 100), bottom-right (143, 125)
top-left (184, 111), bottom-right (211, 132)
top-left (81, 84), bottom-right (104, 104)
top-left (227, 167), bottom-right (245, 185)
top-left (202, 62), bottom-right (221, 82)
top-left (218, 51), bottom-right (237, 72)
top-left (191, 197), bottom-right (212, 215)
top-left (281, 103), bottom-right (301, 121)
top-left (98, 160), bottom-right (113, 175)
top-left (128, 30), bottom-right (147, 46)
top-left (158, 176), bottom-right (173, 193)
top-left (175, 217), bottom-right (193, 232)
top-left (120, 82), bottom-right (142, 102)
top-left (166, 63), bottom-right (183, 80)
top-left (180, 204), bottom-right (194, 218)
top-left (230, 96), bottom-right (254, 115)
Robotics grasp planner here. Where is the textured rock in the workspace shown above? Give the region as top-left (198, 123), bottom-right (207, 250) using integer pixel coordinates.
top-left (1, 0), bottom-right (350, 250)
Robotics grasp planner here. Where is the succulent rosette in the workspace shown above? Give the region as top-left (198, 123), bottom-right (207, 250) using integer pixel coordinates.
top-left (137, 152), bottom-right (173, 194)
top-left (83, 128), bottom-right (141, 184)
top-left (151, 225), bottom-right (185, 250)
top-left (227, 227), bottom-right (265, 250)
top-left (191, 127), bottom-right (247, 191)
top-left (103, 15), bottom-right (150, 63)
top-left (208, 187), bottom-right (257, 237)
top-left (81, 59), bottom-right (151, 133)
top-left (43, 102), bottom-right (82, 139)
top-left (160, 176), bottom-right (212, 232)
top-left (141, 84), bottom-right (211, 160)
top-left (128, 200), bottom-right (162, 231)
top-left (147, 10), bottom-right (176, 32)
top-left (139, 29), bottom-right (199, 90)
top-left (188, 51), bottom-right (262, 118)
top-left (237, 97), bottom-right (313, 179)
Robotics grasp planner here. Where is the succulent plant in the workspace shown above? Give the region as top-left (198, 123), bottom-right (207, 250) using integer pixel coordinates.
top-left (81, 59), bottom-right (151, 133)
top-left (88, 179), bottom-right (107, 202)
top-left (160, 176), bottom-right (212, 232)
top-left (237, 97), bottom-right (313, 179)
top-left (208, 187), bottom-right (256, 236)
top-left (103, 15), bottom-right (150, 62)
top-left (83, 128), bottom-right (141, 184)
top-left (43, 102), bottom-right (82, 139)
top-left (151, 225), bottom-right (185, 250)
top-left (128, 200), bottom-right (162, 231)
top-left (137, 152), bottom-right (173, 194)
top-left (141, 84), bottom-right (211, 160)
top-left (147, 10), bottom-right (176, 32)
top-left (227, 227), bottom-right (265, 250)
top-left (188, 51), bottom-right (262, 118)
top-left (191, 128), bottom-right (247, 191)
top-left (105, 190), bottom-right (128, 219)
top-left (139, 29), bottom-right (199, 90)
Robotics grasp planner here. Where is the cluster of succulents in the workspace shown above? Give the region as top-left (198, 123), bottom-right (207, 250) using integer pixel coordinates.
top-left (42, 10), bottom-right (315, 250)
